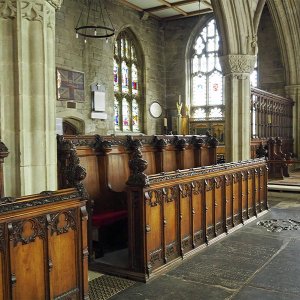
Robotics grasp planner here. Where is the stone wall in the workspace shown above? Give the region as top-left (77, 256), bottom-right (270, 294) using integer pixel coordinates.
top-left (55, 1), bottom-right (287, 135)
top-left (257, 6), bottom-right (285, 96)
top-left (55, 0), bottom-right (165, 135)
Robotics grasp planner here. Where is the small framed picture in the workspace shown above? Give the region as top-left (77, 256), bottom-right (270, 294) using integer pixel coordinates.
top-left (56, 67), bottom-right (84, 101)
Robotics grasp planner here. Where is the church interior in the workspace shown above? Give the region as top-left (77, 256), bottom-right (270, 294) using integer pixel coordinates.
top-left (0, 0), bottom-right (299, 299)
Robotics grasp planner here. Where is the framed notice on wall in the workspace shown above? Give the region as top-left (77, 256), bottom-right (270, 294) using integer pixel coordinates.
top-left (56, 67), bottom-right (84, 101)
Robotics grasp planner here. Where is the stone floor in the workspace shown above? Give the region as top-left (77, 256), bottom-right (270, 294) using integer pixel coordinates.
top-left (109, 192), bottom-right (300, 300)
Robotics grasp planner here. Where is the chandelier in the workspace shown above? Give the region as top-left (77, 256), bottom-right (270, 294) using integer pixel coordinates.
top-left (75, 0), bottom-right (115, 43)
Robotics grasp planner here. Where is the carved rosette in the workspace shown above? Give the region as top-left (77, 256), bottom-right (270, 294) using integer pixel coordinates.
top-left (219, 54), bottom-right (256, 75)
top-left (48, 210), bottom-right (77, 235)
top-left (126, 141), bottom-right (149, 187)
top-left (9, 216), bottom-right (47, 246)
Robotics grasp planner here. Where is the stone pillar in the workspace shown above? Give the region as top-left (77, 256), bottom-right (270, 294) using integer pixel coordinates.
top-left (285, 85), bottom-right (300, 159)
top-left (220, 55), bottom-right (256, 162)
top-left (0, 0), bottom-right (62, 196)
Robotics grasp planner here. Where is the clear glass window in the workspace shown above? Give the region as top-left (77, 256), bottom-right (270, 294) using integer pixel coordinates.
top-left (190, 19), bottom-right (224, 120)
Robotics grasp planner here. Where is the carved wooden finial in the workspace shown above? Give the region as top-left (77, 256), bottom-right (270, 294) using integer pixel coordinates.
top-left (93, 134), bottom-right (112, 153)
top-left (126, 141), bottom-right (149, 187)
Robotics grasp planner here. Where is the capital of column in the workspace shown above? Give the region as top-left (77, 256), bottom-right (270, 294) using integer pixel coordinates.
top-left (219, 55), bottom-right (256, 75)
top-left (0, 0), bottom-right (63, 20)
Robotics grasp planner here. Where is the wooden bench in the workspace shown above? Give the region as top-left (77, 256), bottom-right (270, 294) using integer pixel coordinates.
top-left (126, 146), bottom-right (268, 281)
top-left (57, 134), bottom-right (219, 257)
top-left (0, 188), bottom-right (88, 299)
top-left (254, 137), bottom-right (294, 179)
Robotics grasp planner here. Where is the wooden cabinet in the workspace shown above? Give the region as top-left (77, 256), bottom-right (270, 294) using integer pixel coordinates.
top-left (0, 188), bottom-right (88, 300)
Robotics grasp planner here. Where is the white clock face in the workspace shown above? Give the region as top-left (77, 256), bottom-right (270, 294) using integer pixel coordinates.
top-left (149, 102), bottom-right (162, 118)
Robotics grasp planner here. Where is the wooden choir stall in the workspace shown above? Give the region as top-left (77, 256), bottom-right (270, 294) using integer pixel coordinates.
top-left (57, 134), bottom-right (268, 281)
top-left (0, 188), bottom-right (89, 300)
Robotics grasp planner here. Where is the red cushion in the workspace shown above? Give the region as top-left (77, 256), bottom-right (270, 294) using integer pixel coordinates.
top-left (92, 210), bottom-right (128, 227)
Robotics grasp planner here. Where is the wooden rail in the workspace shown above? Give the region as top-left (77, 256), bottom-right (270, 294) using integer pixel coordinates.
top-left (126, 156), bottom-right (268, 281)
top-left (251, 87), bottom-right (293, 140)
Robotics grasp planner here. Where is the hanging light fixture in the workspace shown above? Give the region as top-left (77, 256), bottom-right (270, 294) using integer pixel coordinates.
top-left (75, 0), bottom-right (115, 43)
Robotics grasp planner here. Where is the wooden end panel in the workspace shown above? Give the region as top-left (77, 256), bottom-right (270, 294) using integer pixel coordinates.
top-left (48, 211), bottom-right (78, 299)
top-left (9, 220), bottom-right (47, 300)
top-left (145, 191), bottom-right (163, 274)
top-left (143, 150), bottom-right (156, 175)
top-left (205, 179), bottom-right (214, 240)
top-left (225, 174), bottom-right (233, 230)
top-left (260, 167), bottom-right (267, 210)
top-left (179, 184), bottom-right (192, 254)
top-left (107, 154), bottom-right (130, 192)
top-left (183, 148), bottom-right (195, 169)
top-left (191, 180), bottom-right (205, 247)
top-left (247, 169), bottom-right (255, 217)
top-left (80, 156), bottom-right (100, 201)
top-left (200, 147), bottom-right (210, 166)
top-left (163, 187), bottom-right (179, 262)
top-left (241, 171), bottom-right (248, 221)
top-left (232, 173), bottom-right (241, 226)
top-left (254, 169), bottom-right (261, 213)
top-left (214, 176), bottom-right (224, 236)
top-left (163, 149), bottom-right (177, 172)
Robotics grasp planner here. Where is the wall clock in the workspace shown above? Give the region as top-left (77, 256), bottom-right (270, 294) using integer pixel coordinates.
top-left (149, 101), bottom-right (162, 118)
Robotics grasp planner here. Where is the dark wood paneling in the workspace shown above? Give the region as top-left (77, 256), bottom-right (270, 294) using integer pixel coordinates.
top-left (0, 188), bottom-right (88, 300)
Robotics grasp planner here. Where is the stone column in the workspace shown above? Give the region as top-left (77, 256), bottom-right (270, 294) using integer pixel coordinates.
top-left (220, 55), bottom-right (256, 162)
top-left (0, 0), bottom-right (62, 196)
top-left (285, 85), bottom-right (300, 159)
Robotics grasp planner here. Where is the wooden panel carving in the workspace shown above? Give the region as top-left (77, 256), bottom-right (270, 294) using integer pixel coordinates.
top-left (163, 187), bottom-right (179, 262)
top-left (145, 191), bottom-right (163, 273)
top-left (247, 169), bottom-right (255, 217)
top-left (191, 181), bottom-right (204, 247)
top-left (9, 218), bottom-right (48, 300)
top-left (214, 176), bottom-right (224, 236)
top-left (225, 174), bottom-right (233, 230)
top-left (232, 173), bottom-right (241, 225)
top-left (48, 210), bottom-right (79, 299)
top-left (179, 184), bottom-right (192, 254)
top-left (205, 178), bottom-right (214, 241)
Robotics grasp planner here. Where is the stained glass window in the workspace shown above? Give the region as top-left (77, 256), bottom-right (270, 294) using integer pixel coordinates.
top-left (190, 19), bottom-right (224, 120)
top-left (114, 30), bottom-right (143, 132)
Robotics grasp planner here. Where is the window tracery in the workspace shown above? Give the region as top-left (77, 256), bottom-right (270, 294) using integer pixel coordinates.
top-left (114, 30), bottom-right (143, 132)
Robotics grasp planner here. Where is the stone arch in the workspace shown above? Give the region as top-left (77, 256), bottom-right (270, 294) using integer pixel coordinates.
top-left (56, 112), bottom-right (85, 135)
top-left (211, 0), bottom-right (266, 56)
top-left (185, 14), bottom-right (214, 105)
top-left (267, 0), bottom-right (300, 85)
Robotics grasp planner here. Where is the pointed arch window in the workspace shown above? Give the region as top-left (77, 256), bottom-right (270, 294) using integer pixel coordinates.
top-left (114, 30), bottom-right (143, 132)
top-left (190, 19), bottom-right (223, 120)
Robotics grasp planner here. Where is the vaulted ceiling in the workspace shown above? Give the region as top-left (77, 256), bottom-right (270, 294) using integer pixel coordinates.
top-left (119, 0), bottom-right (213, 21)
